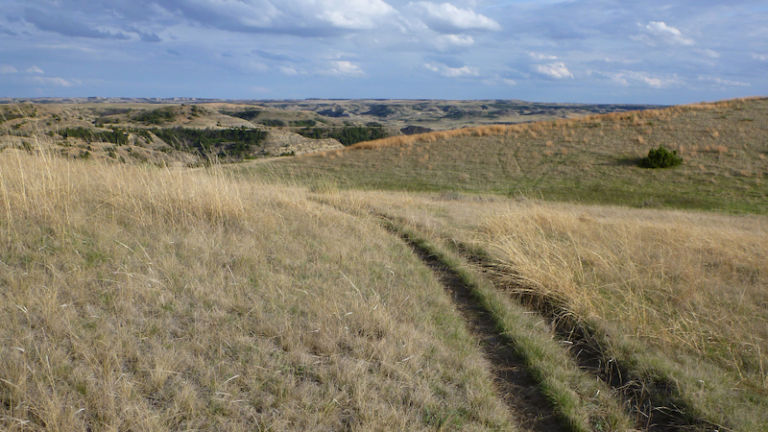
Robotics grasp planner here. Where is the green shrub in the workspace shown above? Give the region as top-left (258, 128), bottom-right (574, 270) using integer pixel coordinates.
top-left (134, 106), bottom-right (178, 125)
top-left (60, 127), bottom-right (128, 146)
top-left (150, 127), bottom-right (267, 160)
top-left (639, 145), bottom-right (682, 168)
top-left (225, 108), bottom-right (262, 121)
top-left (296, 125), bottom-right (387, 146)
top-left (259, 119), bottom-right (286, 127)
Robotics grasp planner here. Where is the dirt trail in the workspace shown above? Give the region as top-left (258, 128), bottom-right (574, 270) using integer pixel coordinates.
top-left (396, 232), bottom-right (567, 432)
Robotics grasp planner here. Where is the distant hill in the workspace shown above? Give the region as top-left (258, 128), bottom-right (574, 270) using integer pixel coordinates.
top-left (0, 98), bottom-right (659, 166)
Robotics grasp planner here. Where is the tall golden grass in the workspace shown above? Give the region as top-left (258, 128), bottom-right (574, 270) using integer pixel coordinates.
top-left (0, 149), bottom-right (514, 430)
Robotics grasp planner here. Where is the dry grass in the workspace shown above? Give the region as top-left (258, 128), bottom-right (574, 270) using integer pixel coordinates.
top-left (321, 189), bottom-right (768, 430)
top-left (323, 97), bottom-right (761, 154)
top-left (480, 203), bottom-right (768, 429)
top-left (0, 149), bottom-right (514, 431)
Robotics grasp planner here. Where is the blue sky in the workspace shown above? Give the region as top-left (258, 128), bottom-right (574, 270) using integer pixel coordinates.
top-left (0, 0), bottom-right (766, 103)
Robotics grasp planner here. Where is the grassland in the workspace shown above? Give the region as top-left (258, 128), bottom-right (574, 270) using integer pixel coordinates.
top-left (2, 97), bottom-right (767, 431)
top-left (319, 189), bottom-right (768, 430)
top-left (0, 150), bottom-right (522, 431)
top-left (244, 98), bottom-right (768, 214)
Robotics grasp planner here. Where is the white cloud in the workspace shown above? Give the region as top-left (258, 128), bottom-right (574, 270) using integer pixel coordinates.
top-left (325, 60), bottom-right (364, 76)
top-left (698, 49), bottom-right (719, 59)
top-left (603, 71), bottom-right (680, 88)
top-left (501, 78), bottom-right (517, 86)
top-left (752, 53), bottom-right (768, 62)
top-left (641, 21), bottom-right (693, 45)
top-left (424, 62), bottom-right (479, 77)
top-left (26, 65), bottom-right (44, 74)
top-left (529, 52), bottom-right (557, 60)
top-left (0, 65), bottom-right (18, 74)
top-left (437, 33), bottom-right (474, 47)
top-left (698, 75), bottom-right (750, 87)
top-left (411, 2), bottom-right (500, 32)
top-left (535, 62), bottom-right (573, 79)
top-left (29, 76), bottom-right (79, 87)
top-left (279, 65), bottom-right (300, 75)
top-left (316, 0), bottom-right (396, 30)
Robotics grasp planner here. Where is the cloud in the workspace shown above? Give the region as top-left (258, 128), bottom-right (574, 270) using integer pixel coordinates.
top-left (317, 0), bottom-right (395, 30)
top-left (752, 53), bottom-right (768, 62)
top-left (698, 75), bottom-right (750, 87)
top-left (603, 71), bottom-right (680, 88)
top-left (23, 8), bottom-right (130, 40)
top-left (424, 62), bottom-right (479, 78)
top-left (411, 2), bottom-right (501, 33)
top-left (641, 21), bottom-right (693, 46)
top-left (436, 34), bottom-right (475, 47)
top-left (135, 30), bottom-right (162, 43)
top-left (0, 65), bottom-right (18, 74)
top-left (325, 60), bottom-right (364, 76)
top-left (280, 65), bottom-right (300, 76)
top-left (698, 48), bottom-right (720, 59)
top-left (163, 0), bottom-right (395, 36)
top-left (253, 49), bottom-right (295, 62)
top-left (529, 52), bottom-right (558, 61)
top-left (26, 66), bottom-right (44, 74)
top-left (535, 62), bottom-right (573, 79)
top-left (29, 76), bottom-right (79, 87)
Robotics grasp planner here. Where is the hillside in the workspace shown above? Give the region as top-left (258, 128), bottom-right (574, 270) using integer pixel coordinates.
top-left (0, 99), bottom-right (657, 167)
top-left (245, 98), bottom-right (768, 214)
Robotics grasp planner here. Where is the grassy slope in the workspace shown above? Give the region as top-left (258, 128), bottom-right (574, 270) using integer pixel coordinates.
top-left (323, 189), bottom-right (768, 430)
top-left (244, 98), bottom-right (768, 214)
top-left (0, 151), bottom-right (514, 431)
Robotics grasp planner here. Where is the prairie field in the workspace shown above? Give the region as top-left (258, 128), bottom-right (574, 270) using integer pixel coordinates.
top-left (319, 189), bottom-right (768, 430)
top-left (245, 98), bottom-right (768, 214)
top-left (2, 98), bottom-right (767, 431)
top-left (0, 150), bottom-right (516, 431)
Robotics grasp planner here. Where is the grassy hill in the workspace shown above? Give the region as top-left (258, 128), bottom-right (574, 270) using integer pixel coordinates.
top-left (1, 98), bottom-right (767, 431)
top-left (245, 98), bottom-right (768, 214)
top-left (0, 99), bottom-right (658, 167)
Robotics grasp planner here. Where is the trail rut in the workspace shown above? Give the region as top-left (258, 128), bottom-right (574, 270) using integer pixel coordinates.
top-left (395, 231), bottom-right (568, 432)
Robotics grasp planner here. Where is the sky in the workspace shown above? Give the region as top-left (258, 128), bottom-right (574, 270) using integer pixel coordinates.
top-left (0, 0), bottom-right (766, 104)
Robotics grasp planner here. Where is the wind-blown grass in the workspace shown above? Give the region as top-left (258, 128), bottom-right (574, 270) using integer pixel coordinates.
top-left (321, 189), bottom-right (768, 431)
top-left (0, 149), bottom-right (514, 431)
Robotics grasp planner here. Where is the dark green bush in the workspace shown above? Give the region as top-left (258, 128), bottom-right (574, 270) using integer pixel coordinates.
top-left (639, 145), bottom-right (682, 168)
top-left (150, 127), bottom-right (267, 159)
top-left (259, 119), bottom-right (286, 127)
top-left (225, 108), bottom-right (261, 121)
top-left (296, 126), bottom-right (387, 146)
top-left (60, 127), bottom-right (128, 146)
top-left (134, 106), bottom-right (178, 125)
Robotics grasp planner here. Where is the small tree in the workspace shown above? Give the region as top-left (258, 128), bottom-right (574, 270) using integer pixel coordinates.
top-left (639, 145), bottom-right (682, 168)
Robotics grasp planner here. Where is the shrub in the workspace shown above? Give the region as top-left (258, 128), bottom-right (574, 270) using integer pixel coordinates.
top-left (296, 126), bottom-right (387, 146)
top-left (134, 106), bottom-right (178, 125)
top-left (639, 145), bottom-right (683, 168)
